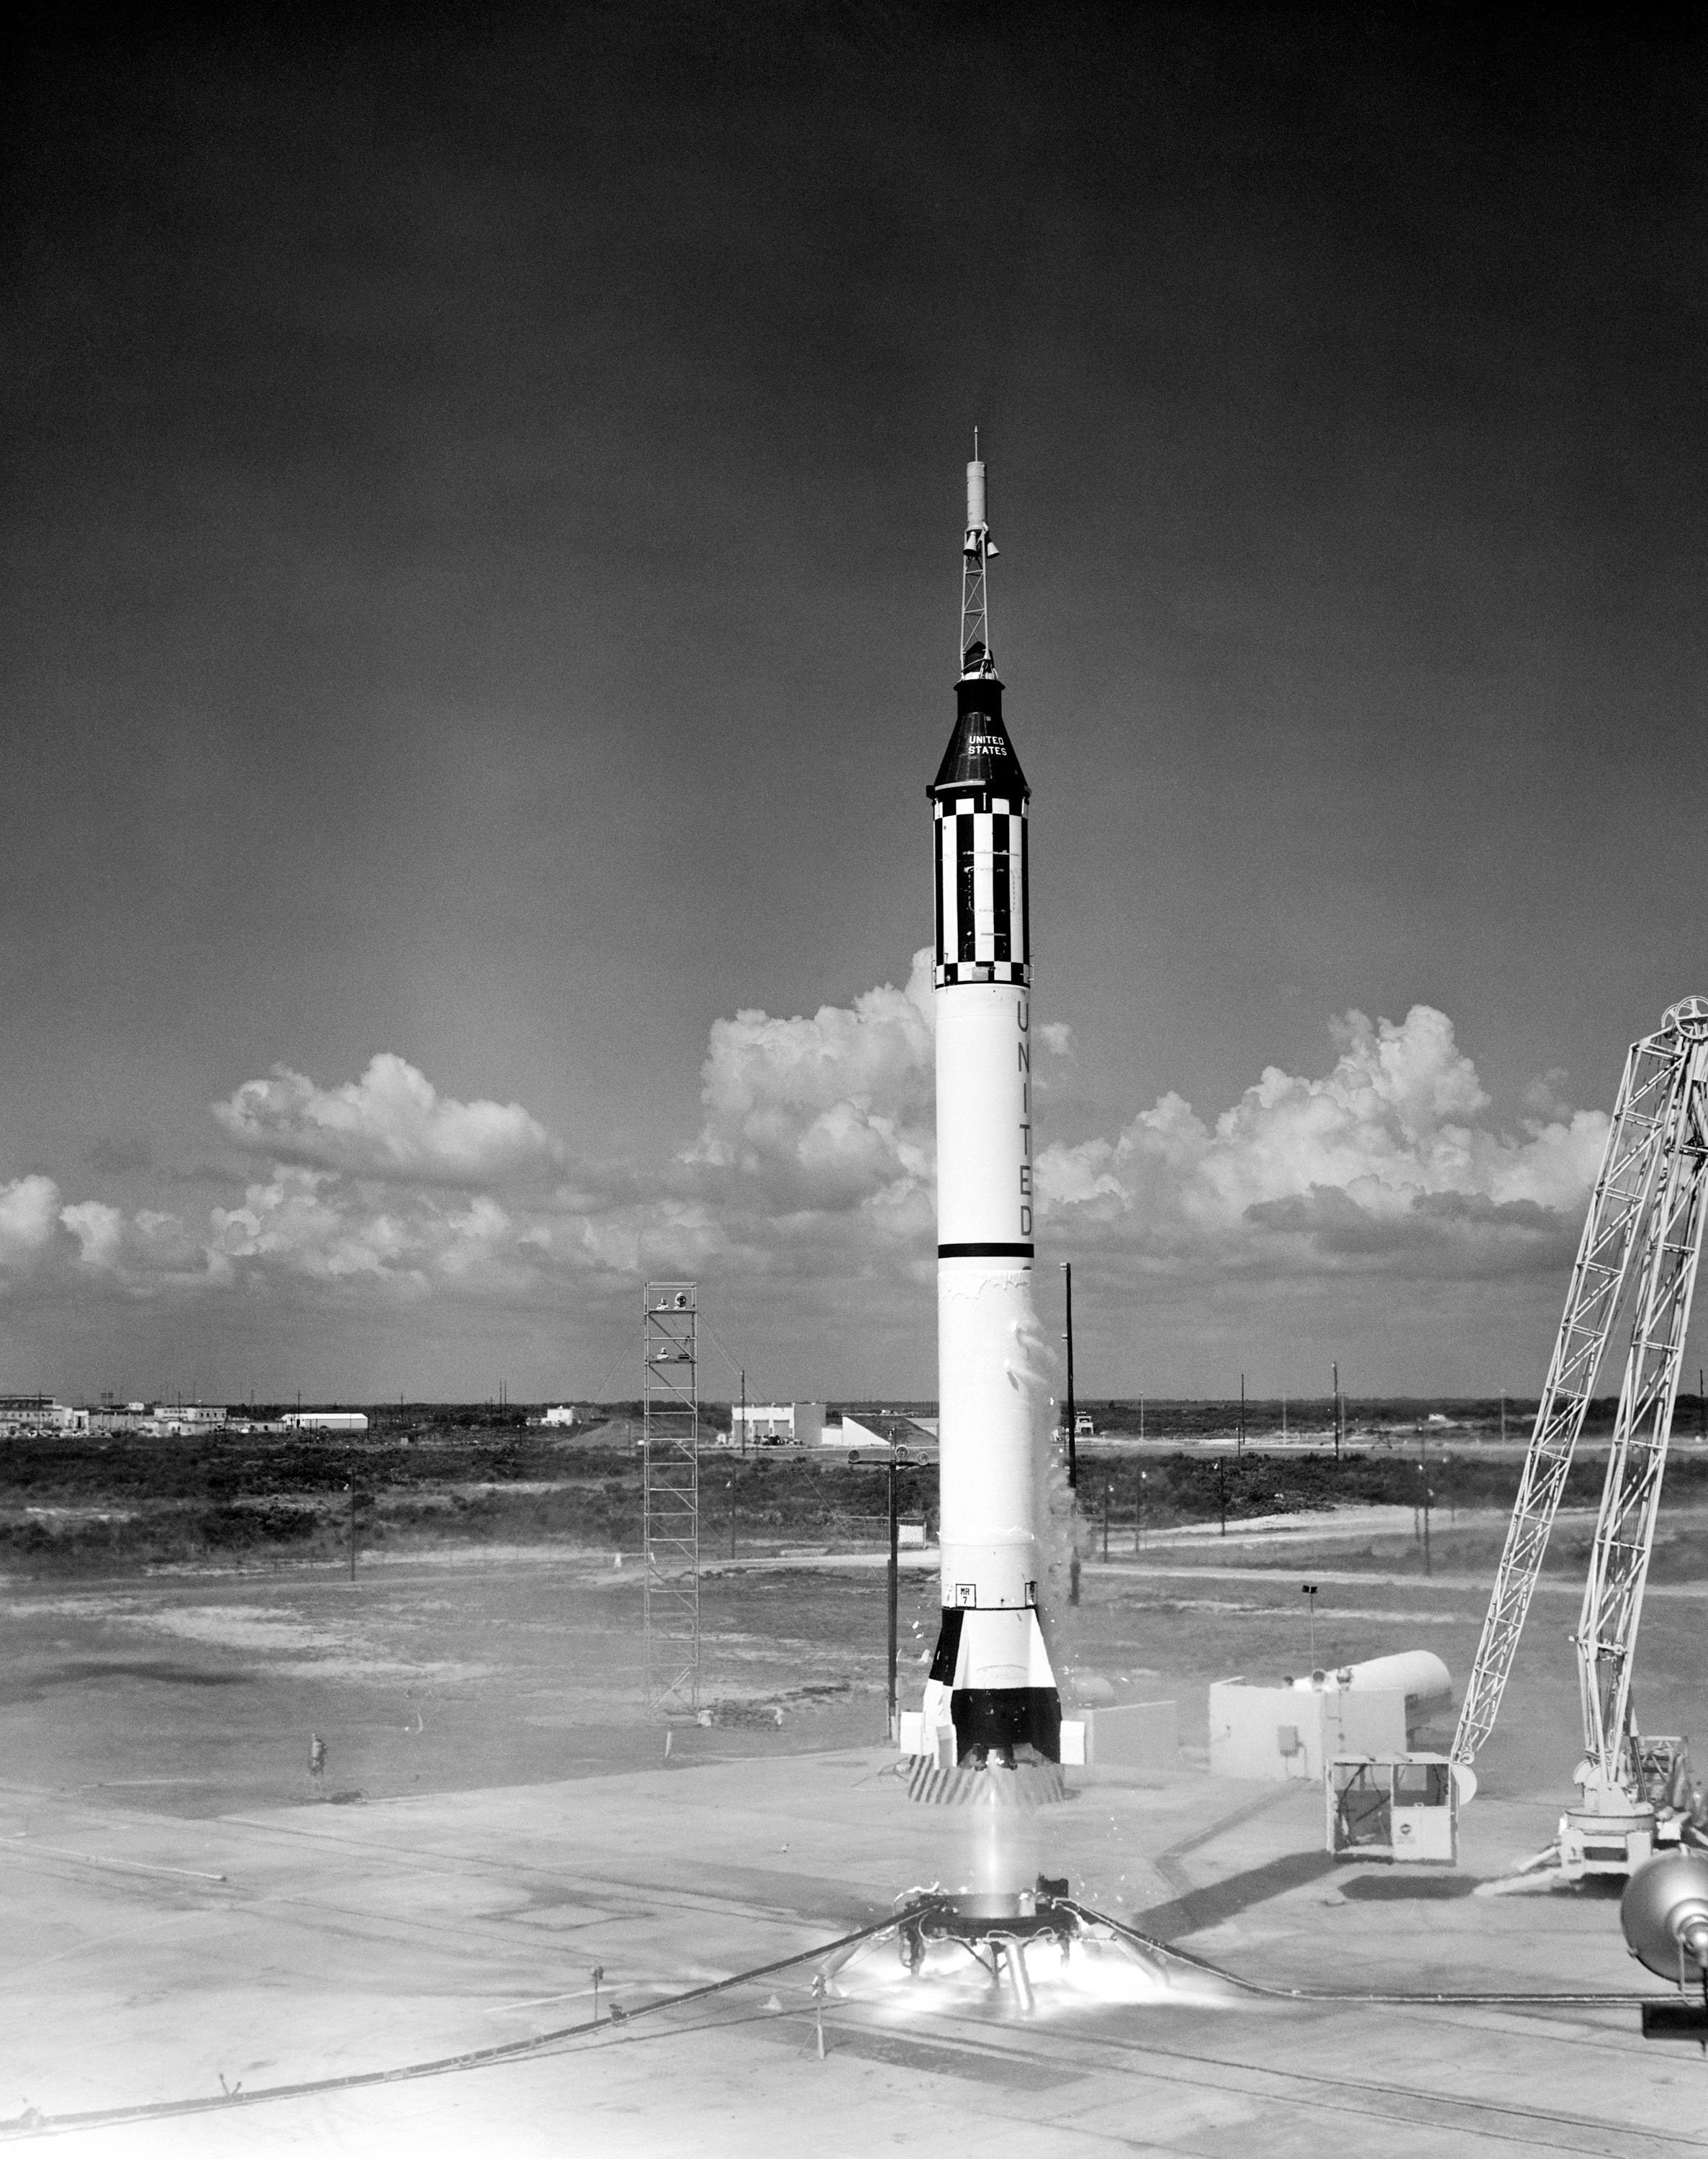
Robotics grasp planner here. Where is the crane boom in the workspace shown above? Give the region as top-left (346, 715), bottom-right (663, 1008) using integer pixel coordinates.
top-left (1450, 1025), bottom-right (1679, 1767)
top-left (1575, 1021), bottom-right (1708, 1790)
top-left (1450, 997), bottom-right (1708, 1879)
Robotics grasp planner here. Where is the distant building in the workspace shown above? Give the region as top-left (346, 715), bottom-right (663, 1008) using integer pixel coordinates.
top-left (86, 1403), bottom-right (229, 1438)
top-left (0, 1396), bottom-right (87, 1436)
top-left (282, 1411), bottom-right (370, 1434)
top-left (541, 1405), bottom-right (578, 1427)
top-left (725, 1402), bottom-right (825, 1448)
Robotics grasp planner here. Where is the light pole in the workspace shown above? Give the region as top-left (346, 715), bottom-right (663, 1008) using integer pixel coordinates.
top-left (1060, 1261), bottom-right (1077, 1491)
top-left (885, 1452), bottom-right (908, 1739)
top-left (1418, 1431), bottom-right (1433, 1577)
top-left (1137, 1469), bottom-right (1147, 1554)
top-left (1302, 1582), bottom-right (1319, 1668)
top-left (1332, 1361), bottom-right (1342, 1465)
top-left (1103, 1480), bottom-right (1112, 1563)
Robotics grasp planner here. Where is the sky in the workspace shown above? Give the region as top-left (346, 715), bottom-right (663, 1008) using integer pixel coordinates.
top-left (4, 7), bottom-right (1707, 1406)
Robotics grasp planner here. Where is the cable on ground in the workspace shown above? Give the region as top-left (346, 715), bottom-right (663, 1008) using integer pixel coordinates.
top-left (0, 1906), bottom-right (925, 2140)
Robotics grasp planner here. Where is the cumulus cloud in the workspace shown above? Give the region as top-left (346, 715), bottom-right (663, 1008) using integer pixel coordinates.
top-left (212, 1054), bottom-right (564, 1185)
top-left (59, 1199), bottom-right (126, 1270)
top-left (683, 949), bottom-right (936, 1237)
top-left (5, 978), bottom-right (1609, 1328)
top-left (1036, 1005), bottom-right (1606, 1281)
top-left (0, 1175), bottom-right (60, 1267)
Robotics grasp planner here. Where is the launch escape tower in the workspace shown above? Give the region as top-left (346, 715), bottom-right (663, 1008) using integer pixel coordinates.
top-left (959, 430), bottom-right (997, 679)
top-left (642, 1281), bottom-right (700, 1714)
top-left (1452, 997), bottom-right (1708, 1878)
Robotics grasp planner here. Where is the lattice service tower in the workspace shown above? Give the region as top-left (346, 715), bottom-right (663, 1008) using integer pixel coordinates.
top-left (642, 1280), bottom-right (700, 1714)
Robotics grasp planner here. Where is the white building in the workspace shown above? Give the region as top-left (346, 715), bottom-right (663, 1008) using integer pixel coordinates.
top-left (541, 1405), bottom-right (578, 1427)
top-left (726, 1402), bottom-right (825, 1448)
top-left (1208, 1653), bottom-right (1453, 1783)
top-left (281, 1411), bottom-right (370, 1434)
top-left (0, 1397), bottom-right (88, 1436)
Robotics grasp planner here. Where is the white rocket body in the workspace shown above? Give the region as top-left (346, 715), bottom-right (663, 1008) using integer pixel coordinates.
top-left (908, 455), bottom-right (1065, 1773)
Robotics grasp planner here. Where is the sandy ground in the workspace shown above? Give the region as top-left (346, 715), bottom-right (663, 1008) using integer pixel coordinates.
top-left (1, 1529), bottom-right (1705, 2153)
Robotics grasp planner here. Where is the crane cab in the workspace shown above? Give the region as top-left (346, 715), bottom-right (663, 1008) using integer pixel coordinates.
top-left (1327, 1753), bottom-right (1460, 1864)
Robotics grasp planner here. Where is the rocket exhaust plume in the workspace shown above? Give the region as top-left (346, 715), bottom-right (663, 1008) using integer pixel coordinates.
top-left (899, 446), bottom-right (1080, 1806)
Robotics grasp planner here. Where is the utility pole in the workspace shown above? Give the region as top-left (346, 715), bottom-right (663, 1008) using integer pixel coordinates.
top-left (1062, 1260), bottom-right (1080, 1606)
top-left (348, 1480), bottom-right (356, 1584)
top-left (886, 1453), bottom-right (903, 1739)
top-left (1332, 1361), bottom-right (1342, 1465)
top-left (1218, 1456), bottom-right (1227, 1537)
top-left (1060, 1261), bottom-right (1077, 1491)
top-left (1102, 1480), bottom-right (1111, 1562)
top-left (739, 1369), bottom-right (746, 1460)
top-left (1419, 1431), bottom-right (1432, 1577)
top-left (728, 1470), bottom-right (736, 1561)
top-left (1239, 1373), bottom-right (1245, 1456)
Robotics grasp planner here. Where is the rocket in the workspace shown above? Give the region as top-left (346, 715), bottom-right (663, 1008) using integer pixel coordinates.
top-left (900, 447), bottom-right (1075, 1796)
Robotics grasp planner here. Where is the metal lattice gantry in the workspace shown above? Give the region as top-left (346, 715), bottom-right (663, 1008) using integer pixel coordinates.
top-left (642, 1280), bottom-right (700, 1714)
top-left (1452, 997), bottom-right (1708, 1791)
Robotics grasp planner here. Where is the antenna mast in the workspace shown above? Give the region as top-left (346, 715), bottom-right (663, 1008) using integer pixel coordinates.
top-left (960, 430), bottom-right (998, 677)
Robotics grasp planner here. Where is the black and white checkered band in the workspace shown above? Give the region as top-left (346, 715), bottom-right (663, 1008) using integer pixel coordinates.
top-left (934, 796), bottom-right (1030, 989)
top-left (938, 961), bottom-right (1029, 986)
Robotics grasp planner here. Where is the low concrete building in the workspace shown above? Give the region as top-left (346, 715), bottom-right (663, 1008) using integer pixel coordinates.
top-left (1209, 1652), bottom-right (1453, 1783)
top-left (1081, 1700), bottom-right (1180, 1771)
top-left (726, 1402), bottom-right (824, 1447)
top-left (281, 1411), bottom-right (370, 1434)
top-left (540, 1405), bottom-right (578, 1428)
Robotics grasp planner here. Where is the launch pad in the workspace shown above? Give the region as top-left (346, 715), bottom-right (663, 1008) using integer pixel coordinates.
top-left (885, 1884), bottom-right (1181, 2017)
top-left (6, 1736), bottom-right (1692, 2153)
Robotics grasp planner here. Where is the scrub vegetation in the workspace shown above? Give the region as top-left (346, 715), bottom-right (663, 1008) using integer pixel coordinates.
top-left (2, 1401), bottom-right (1706, 1578)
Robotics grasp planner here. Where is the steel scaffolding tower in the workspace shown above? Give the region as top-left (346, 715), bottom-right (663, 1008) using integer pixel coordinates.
top-left (642, 1281), bottom-right (700, 1714)
top-left (1451, 997), bottom-right (1708, 1876)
